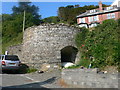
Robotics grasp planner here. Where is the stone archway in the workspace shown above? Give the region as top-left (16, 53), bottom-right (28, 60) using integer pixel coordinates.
top-left (61, 46), bottom-right (78, 64)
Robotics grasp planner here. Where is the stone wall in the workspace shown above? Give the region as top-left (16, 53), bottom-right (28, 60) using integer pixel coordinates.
top-left (7, 44), bottom-right (23, 61)
top-left (21, 24), bottom-right (81, 69)
top-left (62, 68), bottom-right (118, 88)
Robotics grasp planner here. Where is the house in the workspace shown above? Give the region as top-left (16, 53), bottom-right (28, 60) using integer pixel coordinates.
top-left (76, 0), bottom-right (120, 28)
top-left (111, 0), bottom-right (120, 7)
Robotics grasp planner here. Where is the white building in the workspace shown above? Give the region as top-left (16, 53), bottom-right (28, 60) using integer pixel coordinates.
top-left (111, 0), bottom-right (120, 7)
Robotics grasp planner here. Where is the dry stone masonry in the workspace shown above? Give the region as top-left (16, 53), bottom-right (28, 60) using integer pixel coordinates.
top-left (62, 68), bottom-right (118, 88)
top-left (21, 24), bottom-right (81, 69)
top-left (7, 44), bottom-right (22, 61)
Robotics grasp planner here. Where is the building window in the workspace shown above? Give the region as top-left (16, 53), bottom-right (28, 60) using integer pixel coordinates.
top-left (106, 7), bottom-right (113, 10)
top-left (107, 13), bottom-right (115, 19)
top-left (93, 16), bottom-right (99, 21)
top-left (80, 18), bottom-right (85, 23)
top-left (88, 17), bottom-right (93, 22)
top-left (88, 16), bottom-right (99, 22)
top-left (107, 13), bottom-right (111, 19)
top-left (111, 13), bottom-right (115, 18)
top-left (90, 9), bottom-right (96, 13)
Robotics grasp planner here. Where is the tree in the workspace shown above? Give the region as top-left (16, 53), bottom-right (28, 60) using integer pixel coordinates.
top-left (12, 1), bottom-right (41, 25)
top-left (66, 5), bottom-right (74, 9)
top-left (2, 14), bottom-right (13, 21)
top-left (42, 16), bottom-right (60, 24)
top-left (2, 1), bottom-right (42, 53)
top-left (58, 4), bottom-right (109, 25)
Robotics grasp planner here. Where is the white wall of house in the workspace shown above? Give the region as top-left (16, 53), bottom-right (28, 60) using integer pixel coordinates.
top-left (79, 24), bottom-right (88, 28)
top-left (89, 23), bottom-right (98, 28)
top-left (111, 0), bottom-right (120, 7)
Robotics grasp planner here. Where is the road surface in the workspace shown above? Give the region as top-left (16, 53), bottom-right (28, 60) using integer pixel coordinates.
top-left (1, 70), bottom-right (63, 88)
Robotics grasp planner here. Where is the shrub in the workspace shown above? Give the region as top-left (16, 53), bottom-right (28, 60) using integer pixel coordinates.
top-left (26, 68), bottom-right (37, 73)
top-left (75, 19), bottom-right (119, 69)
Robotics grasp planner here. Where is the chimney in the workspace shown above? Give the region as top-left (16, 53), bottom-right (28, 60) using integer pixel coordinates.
top-left (99, 1), bottom-right (103, 11)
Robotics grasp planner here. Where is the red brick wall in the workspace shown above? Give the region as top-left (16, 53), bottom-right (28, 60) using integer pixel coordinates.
top-left (119, 11), bottom-right (120, 19)
top-left (102, 14), bottom-right (107, 22)
top-left (87, 16), bottom-right (90, 24)
top-left (77, 11), bottom-right (120, 25)
top-left (77, 18), bottom-right (79, 24)
top-left (85, 17), bottom-right (88, 24)
top-left (115, 11), bottom-right (120, 20)
top-left (98, 14), bottom-right (103, 24)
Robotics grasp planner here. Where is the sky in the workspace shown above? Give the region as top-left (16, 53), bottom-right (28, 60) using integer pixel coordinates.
top-left (2, 1), bottom-right (113, 19)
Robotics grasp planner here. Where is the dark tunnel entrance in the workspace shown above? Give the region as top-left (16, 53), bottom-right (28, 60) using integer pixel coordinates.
top-left (61, 46), bottom-right (78, 64)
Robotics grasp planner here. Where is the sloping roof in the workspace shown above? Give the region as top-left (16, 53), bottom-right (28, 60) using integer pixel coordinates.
top-left (76, 12), bottom-right (89, 18)
top-left (77, 0), bottom-right (120, 18)
top-left (76, 7), bottom-right (120, 18)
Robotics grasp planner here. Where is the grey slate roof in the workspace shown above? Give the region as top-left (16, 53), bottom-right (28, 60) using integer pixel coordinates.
top-left (76, 7), bottom-right (120, 18)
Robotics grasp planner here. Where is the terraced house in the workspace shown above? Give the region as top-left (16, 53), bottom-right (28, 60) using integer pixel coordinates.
top-left (77, 0), bottom-right (120, 28)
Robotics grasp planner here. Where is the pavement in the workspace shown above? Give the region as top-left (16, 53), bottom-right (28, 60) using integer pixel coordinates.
top-left (1, 70), bottom-right (63, 88)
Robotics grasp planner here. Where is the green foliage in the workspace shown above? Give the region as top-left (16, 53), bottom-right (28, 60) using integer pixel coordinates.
top-left (41, 4), bottom-right (109, 25)
top-left (75, 27), bottom-right (89, 48)
top-left (19, 64), bottom-right (37, 73)
top-left (58, 4), bottom-right (109, 25)
top-left (2, 32), bottom-right (23, 54)
top-left (2, 14), bottom-right (13, 21)
top-left (2, 13), bottom-right (35, 53)
top-left (75, 19), bottom-right (119, 69)
top-left (2, 13), bottom-right (35, 40)
top-left (65, 65), bottom-right (81, 69)
top-left (42, 16), bottom-right (60, 24)
top-left (2, 1), bottom-right (41, 54)
top-left (12, 2), bottom-right (41, 25)
top-left (26, 68), bottom-right (37, 73)
top-left (0, 21), bottom-right (2, 54)
top-left (79, 59), bottom-right (91, 68)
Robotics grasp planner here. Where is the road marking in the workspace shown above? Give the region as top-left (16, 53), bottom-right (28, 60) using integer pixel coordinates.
top-left (24, 76), bottom-right (34, 81)
top-left (20, 74), bottom-right (39, 82)
top-left (20, 75), bottom-right (34, 81)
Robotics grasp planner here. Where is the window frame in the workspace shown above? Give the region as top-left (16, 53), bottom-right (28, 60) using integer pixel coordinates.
top-left (107, 13), bottom-right (111, 19)
top-left (111, 13), bottom-right (115, 18)
top-left (80, 18), bottom-right (85, 23)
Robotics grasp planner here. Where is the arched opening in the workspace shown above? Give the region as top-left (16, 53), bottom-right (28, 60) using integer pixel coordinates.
top-left (61, 46), bottom-right (78, 67)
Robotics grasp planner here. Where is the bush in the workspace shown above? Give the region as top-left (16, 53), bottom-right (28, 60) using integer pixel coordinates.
top-left (75, 27), bottom-right (89, 48)
top-left (75, 19), bottom-right (119, 69)
top-left (79, 59), bottom-right (91, 68)
top-left (26, 68), bottom-right (37, 73)
top-left (19, 64), bottom-right (37, 73)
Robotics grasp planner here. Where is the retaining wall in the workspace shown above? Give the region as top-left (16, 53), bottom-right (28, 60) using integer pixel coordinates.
top-left (62, 68), bottom-right (118, 88)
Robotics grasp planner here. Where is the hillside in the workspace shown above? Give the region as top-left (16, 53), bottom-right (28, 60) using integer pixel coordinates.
top-left (75, 19), bottom-right (120, 71)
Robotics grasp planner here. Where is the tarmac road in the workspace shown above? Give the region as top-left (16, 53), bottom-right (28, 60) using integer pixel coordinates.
top-left (1, 70), bottom-right (63, 88)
